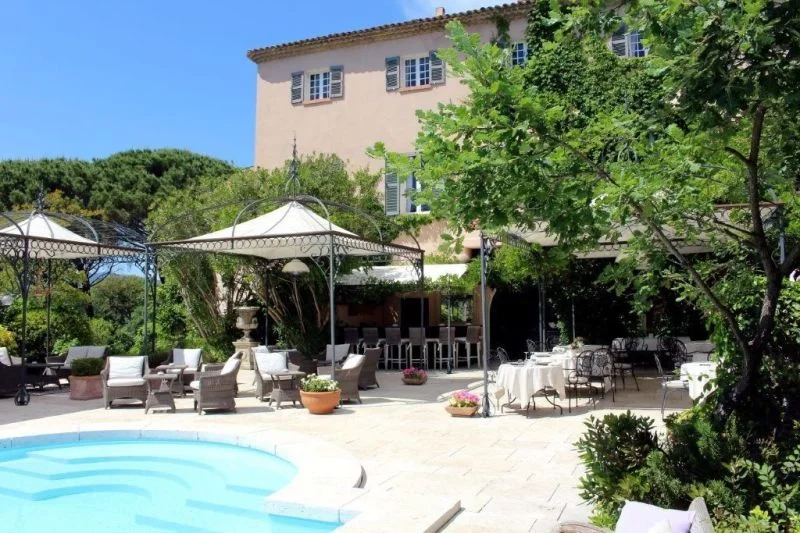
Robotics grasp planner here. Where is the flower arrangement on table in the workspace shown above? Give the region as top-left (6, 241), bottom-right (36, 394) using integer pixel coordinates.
top-left (569, 336), bottom-right (586, 350)
top-left (299, 374), bottom-right (339, 393)
top-left (402, 367), bottom-right (427, 385)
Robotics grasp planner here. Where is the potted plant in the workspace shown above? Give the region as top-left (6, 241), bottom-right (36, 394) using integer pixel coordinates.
top-left (569, 336), bottom-right (586, 350)
top-left (402, 367), bottom-right (427, 385)
top-left (69, 357), bottom-right (105, 400)
top-left (445, 390), bottom-right (480, 417)
top-left (299, 374), bottom-right (340, 414)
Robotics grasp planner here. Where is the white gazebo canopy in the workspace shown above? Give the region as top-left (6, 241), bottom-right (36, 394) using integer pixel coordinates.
top-left (340, 263), bottom-right (468, 285)
top-left (158, 201), bottom-right (419, 260)
top-left (0, 213), bottom-right (138, 259)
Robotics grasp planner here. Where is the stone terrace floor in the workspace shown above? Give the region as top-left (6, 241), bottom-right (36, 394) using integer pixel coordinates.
top-left (0, 368), bottom-right (691, 532)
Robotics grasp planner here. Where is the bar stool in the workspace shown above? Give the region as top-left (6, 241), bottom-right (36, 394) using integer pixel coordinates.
top-left (463, 325), bottom-right (482, 368)
top-left (362, 327), bottom-right (381, 351)
top-left (435, 327), bottom-right (456, 370)
top-left (384, 327), bottom-right (404, 369)
top-left (406, 327), bottom-right (428, 369)
top-left (343, 327), bottom-right (360, 354)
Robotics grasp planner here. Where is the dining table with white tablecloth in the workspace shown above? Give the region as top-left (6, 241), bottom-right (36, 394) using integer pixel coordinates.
top-left (496, 362), bottom-right (566, 408)
top-left (680, 361), bottom-right (718, 400)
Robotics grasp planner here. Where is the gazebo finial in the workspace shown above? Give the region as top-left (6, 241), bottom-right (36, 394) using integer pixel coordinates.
top-left (286, 135), bottom-right (300, 196)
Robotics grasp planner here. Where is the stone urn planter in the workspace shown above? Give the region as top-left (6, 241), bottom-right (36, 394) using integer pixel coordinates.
top-left (300, 390), bottom-right (341, 414)
top-left (445, 405), bottom-right (479, 417)
top-left (69, 375), bottom-right (103, 400)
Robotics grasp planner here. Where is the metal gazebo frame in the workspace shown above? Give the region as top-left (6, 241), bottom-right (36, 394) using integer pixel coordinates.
top-left (148, 194), bottom-right (425, 380)
top-left (0, 198), bottom-right (146, 406)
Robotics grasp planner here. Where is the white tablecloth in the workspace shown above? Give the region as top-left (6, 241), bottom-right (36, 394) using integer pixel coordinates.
top-left (496, 363), bottom-right (566, 407)
top-left (680, 362), bottom-right (718, 399)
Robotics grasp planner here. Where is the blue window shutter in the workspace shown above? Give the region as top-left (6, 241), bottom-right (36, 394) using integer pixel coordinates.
top-left (429, 51), bottom-right (445, 85)
top-left (384, 172), bottom-right (400, 215)
top-left (385, 57), bottom-right (400, 91)
top-left (330, 65), bottom-right (344, 98)
top-left (291, 71), bottom-right (304, 103)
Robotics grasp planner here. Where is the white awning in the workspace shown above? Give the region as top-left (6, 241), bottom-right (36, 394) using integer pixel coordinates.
top-left (0, 213), bottom-right (106, 259)
top-left (339, 263), bottom-right (467, 285)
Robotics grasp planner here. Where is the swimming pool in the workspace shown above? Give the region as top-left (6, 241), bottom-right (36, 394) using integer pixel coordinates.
top-left (0, 438), bottom-right (340, 532)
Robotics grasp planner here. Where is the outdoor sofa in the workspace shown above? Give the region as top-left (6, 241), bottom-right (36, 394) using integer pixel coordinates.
top-left (556, 497), bottom-right (714, 532)
top-left (0, 347), bottom-right (21, 396)
top-left (46, 345), bottom-right (107, 380)
top-left (191, 351), bottom-right (242, 414)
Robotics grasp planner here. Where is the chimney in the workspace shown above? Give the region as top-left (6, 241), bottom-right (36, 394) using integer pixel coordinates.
top-left (435, 6), bottom-right (446, 17)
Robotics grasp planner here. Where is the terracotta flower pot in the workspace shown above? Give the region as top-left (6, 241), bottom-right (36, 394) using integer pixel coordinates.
top-left (445, 405), bottom-right (479, 417)
top-left (300, 390), bottom-right (341, 414)
top-left (402, 376), bottom-right (427, 385)
top-left (69, 375), bottom-right (103, 400)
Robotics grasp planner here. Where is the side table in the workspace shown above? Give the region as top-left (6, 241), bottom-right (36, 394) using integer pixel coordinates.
top-left (145, 373), bottom-right (179, 413)
top-left (267, 370), bottom-right (306, 409)
top-left (155, 364), bottom-right (187, 396)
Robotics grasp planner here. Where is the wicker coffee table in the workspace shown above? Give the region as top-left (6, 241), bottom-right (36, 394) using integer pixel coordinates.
top-left (145, 373), bottom-right (179, 413)
top-left (268, 370), bottom-right (306, 409)
top-left (155, 364), bottom-right (187, 396)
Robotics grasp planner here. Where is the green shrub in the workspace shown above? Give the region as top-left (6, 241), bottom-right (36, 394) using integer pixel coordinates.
top-left (575, 411), bottom-right (660, 526)
top-left (0, 325), bottom-right (16, 352)
top-left (53, 337), bottom-right (80, 357)
top-left (70, 357), bottom-right (105, 377)
top-left (299, 374), bottom-right (339, 392)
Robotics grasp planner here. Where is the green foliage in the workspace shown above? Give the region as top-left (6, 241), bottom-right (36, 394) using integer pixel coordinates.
top-left (299, 374), bottom-right (339, 393)
top-left (91, 275), bottom-right (144, 325)
top-left (52, 337), bottom-right (80, 357)
top-left (576, 412), bottom-right (661, 523)
top-left (90, 318), bottom-right (134, 355)
top-left (0, 325), bottom-right (16, 351)
top-left (69, 357), bottom-right (105, 377)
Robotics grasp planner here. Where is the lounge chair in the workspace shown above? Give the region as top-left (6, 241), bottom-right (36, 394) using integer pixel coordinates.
top-left (0, 348), bottom-right (20, 396)
top-left (46, 345), bottom-right (107, 381)
top-left (160, 348), bottom-right (203, 388)
top-left (555, 497), bottom-right (714, 532)
top-left (191, 352), bottom-right (242, 414)
top-left (101, 356), bottom-right (149, 409)
top-left (358, 347), bottom-right (380, 390)
top-left (336, 353), bottom-right (365, 404)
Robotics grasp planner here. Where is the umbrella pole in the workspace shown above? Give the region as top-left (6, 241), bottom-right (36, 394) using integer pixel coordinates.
top-left (329, 235), bottom-right (336, 382)
top-left (151, 253), bottom-right (158, 355)
top-left (46, 259), bottom-right (51, 357)
top-left (480, 232), bottom-right (490, 418)
top-left (15, 241), bottom-right (30, 406)
top-left (142, 252), bottom-right (149, 356)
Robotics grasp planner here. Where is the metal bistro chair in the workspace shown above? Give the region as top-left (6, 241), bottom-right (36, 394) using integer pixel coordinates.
top-left (384, 327), bottom-right (404, 369)
top-left (435, 327), bottom-right (456, 370)
top-left (654, 352), bottom-right (688, 419)
top-left (525, 338), bottom-right (539, 357)
top-left (591, 348), bottom-right (615, 403)
top-left (343, 327), bottom-right (360, 354)
top-left (611, 337), bottom-right (640, 391)
top-left (406, 327), bottom-right (428, 369)
top-left (567, 350), bottom-right (597, 413)
top-left (658, 336), bottom-right (689, 370)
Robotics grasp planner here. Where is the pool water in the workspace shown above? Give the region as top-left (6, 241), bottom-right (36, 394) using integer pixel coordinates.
top-left (0, 439), bottom-right (340, 532)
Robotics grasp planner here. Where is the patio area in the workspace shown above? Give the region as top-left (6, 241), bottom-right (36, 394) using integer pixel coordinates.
top-left (0, 368), bottom-right (691, 532)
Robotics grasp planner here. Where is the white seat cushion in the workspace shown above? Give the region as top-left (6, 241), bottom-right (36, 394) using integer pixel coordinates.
top-left (108, 356), bottom-right (145, 380)
top-left (221, 357), bottom-right (239, 375)
top-left (615, 501), bottom-right (694, 533)
top-left (165, 366), bottom-right (197, 373)
top-left (253, 346), bottom-right (269, 355)
top-left (0, 347), bottom-right (10, 366)
top-left (106, 377), bottom-right (146, 387)
top-left (256, 352), bottom-right (287, 374)
top-left (173, 348), bottom-right (202, 369)
top-left (342, 353), bottom-right (365, 370)
top-left (190, 380), bottom-right (200, 390)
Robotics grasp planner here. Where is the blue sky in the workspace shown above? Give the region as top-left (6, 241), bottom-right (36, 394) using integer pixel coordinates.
top-left (0, 0), bottom-right (497, 167)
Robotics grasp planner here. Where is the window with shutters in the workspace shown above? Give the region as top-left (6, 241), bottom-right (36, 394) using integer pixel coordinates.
top-left (610, 29), bottom-right (647, 58)
top-left (405, 173), bottom-right (430, 214)
top-left (403, 55), bottom-right (430, 88)
top-left (308, 71), bottom-right (330, 101)
top-left (511, 42), bottom-right (528, 66)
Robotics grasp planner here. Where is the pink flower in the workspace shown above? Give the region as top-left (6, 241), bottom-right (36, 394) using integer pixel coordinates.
top-left (403, 367), bottom-right (427, 379)
top-left (449, 389), bottom-right (480, 407)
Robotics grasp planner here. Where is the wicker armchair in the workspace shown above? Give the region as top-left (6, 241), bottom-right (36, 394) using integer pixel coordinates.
top-left (191, 353), bottom-right (242, 414)
top-left (160, 348), bottom-right (202, 387)
top-left (336, 353), bottom-right (365, 404)
top-left (358, 347), bottom-right (380, 390)
top-left (253, 350), bottom-right (300, 401)
top-left (555, 497), bottom-right (714, 532)
top-left (101, 356), bottom-right (149, 409)
top-left (0, 348), bottom-right (20, 396)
